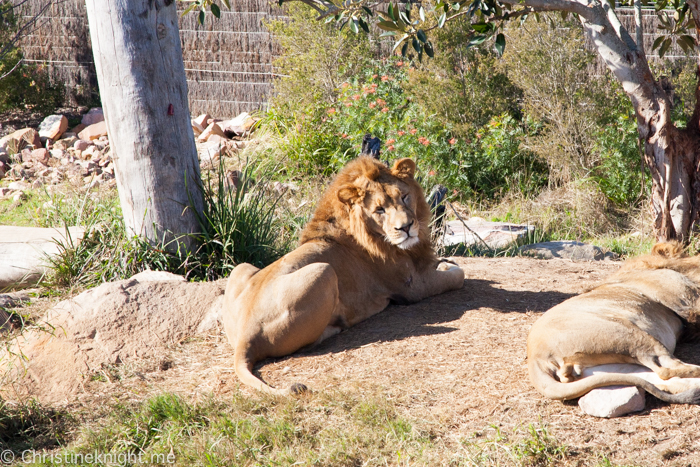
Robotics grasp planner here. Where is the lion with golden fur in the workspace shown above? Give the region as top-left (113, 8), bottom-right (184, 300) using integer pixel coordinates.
top-left (528, 242), bottom-right (700, 404)
top-left (222, 156), bottom-right (465, 394)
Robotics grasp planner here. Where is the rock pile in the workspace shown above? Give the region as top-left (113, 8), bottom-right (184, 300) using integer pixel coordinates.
top-left (0, 108), bottom-right (258, 199)
top-left (0, 109), bottom-right (114, 198)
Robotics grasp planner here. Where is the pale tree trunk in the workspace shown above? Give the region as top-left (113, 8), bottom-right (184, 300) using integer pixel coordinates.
top-left (498, 0), bottom-right (700, 241)
top-left (84, 0), bottom-right (203, 250)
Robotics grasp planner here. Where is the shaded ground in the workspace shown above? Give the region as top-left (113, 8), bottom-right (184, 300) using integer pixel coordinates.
top-left (69, 257), bottom-right (700, 465)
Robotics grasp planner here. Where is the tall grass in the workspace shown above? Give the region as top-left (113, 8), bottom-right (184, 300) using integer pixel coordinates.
top-left (44, 156), bottom-right (297, 287)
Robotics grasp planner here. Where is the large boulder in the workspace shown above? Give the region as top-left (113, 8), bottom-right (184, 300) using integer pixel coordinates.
top-left (38, 115), bottom-right (69, 141)
top-left (1, 273), bottom-right (226, 403)
top-left (0, 226), bottom-right (85, 289)
top-left (441, 218), bottom-right (535, 249)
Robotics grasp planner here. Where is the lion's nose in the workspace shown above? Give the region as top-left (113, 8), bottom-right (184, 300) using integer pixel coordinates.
top-left (395, 220), bottom-right (414, 234)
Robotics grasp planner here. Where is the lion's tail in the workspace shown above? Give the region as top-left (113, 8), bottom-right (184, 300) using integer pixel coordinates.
top-left (529, 363), bottom-right (700, 405)
top-left (234, 347), bottom-right (307, 396)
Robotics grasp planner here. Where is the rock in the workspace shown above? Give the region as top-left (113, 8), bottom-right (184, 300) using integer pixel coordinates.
top-left (7, 181), bottom-right (29, 191)
top-left (519, 241), bottom-right (618, 262)
top-left (71, 123), bottom-right (86, 135)
top-left (81, 107), bottom-right (104, 126)
top-left (27, 148), bottom-right (50, 165)
top-left (50, 149), bottom-right (65, 159)
top-left (78, 121), bottom-right (108, 141)
top-left (0, 226), bottom-right (85, 289)
top-left (1, 276), bottom-right (226, 403)
top-left (197, 122), bottom-right (226, 142)
top-left (82, 145), bottom-right (98, 160)
top-left (579, 386), bottom-right (646, 418)
top-left (0, 128), bottom-right (42, 151)
top-left (130, 270), bottom-right (186, 282)
top-left (53, 136), bottom-right (77, 151)
top-left (193, 113), bottom-right (211, 131)
top-left (73, 139), bottom-right (90, 151)
top-left (192, 119), bottom-right (205, 136)
top-left (38, 115), bottom-right (68, 141)
top-left (0, 187), bottom-right (10, 198)
top-left (12, 191), bottom-right (26, 202)
top-left (198, 140), bottom-right (224, 162)
top-left (220, 112), bottom-right (257, 137)
top-left (441, 219), bottom-right (535, 249)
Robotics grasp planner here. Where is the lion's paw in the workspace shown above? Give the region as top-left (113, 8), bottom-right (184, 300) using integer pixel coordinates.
top-left (437, 261), bottom-right (461, 272)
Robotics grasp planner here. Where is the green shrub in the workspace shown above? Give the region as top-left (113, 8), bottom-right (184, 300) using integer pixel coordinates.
top-left (0, 1), bottom-right (64, 114)
top-left (264, 59), bottom-right (547, 202)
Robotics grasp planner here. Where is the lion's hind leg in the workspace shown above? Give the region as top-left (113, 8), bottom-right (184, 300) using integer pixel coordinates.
top-left (234, 263), bottom-right (340, 395)
top-left (638, 353), bottom-right (700, 380)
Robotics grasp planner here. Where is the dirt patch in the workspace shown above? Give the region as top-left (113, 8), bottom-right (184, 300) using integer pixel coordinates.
top-left (30, 256), bottom-right (700, 466)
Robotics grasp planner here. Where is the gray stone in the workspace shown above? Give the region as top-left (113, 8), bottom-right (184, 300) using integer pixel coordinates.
top-left (519, 241), bottom-right (618, 261)
top-left (129, 270), bottom-right (186, 282)
top-left (81, 107), bottom-right (104, 126)
top-left (441, 218), bottom-right (535, 249)
top-left (0, 226), bottom-right (85, 289)
top-left (578, 385), bottom-right (646, 418)
top-left (38, 115), bottom-right (68, 141)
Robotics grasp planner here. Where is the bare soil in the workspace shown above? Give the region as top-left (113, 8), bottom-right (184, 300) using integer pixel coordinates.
top-left (75, 257), bottom-right (700, 466)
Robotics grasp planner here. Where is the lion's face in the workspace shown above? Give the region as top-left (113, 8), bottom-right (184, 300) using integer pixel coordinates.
top-left (361, 181), bottom-right (420, 250)
top-left (334, 158), bottom-right (427, 255)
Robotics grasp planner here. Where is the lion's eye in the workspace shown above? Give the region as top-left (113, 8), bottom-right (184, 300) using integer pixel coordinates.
top-left (375, 207), bottom-right (385, 214)
top-left (402, 194), bottom-right (409, 204)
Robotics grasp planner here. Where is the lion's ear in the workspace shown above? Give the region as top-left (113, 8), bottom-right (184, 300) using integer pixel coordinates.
top-left (337, 186), bottom-right (365, 206)
top-left (652, 241), bottom-right (686, 258)
top-left (391, 158), bottom-right (416, 179)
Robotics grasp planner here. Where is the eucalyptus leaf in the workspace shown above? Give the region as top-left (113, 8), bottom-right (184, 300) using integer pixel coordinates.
top-left (658, 37), bottom-right (672, 57)
top-left (412, 36), bottom-right (421, 53)
top-left (651, 35), bottom-right (665, 51)
top-left (378, 20), bottom-right (401, 31)
top-left (417, 29), bottom-right (427, 42)
top-left (467, 34), bottom-right (488, 47)
top-left (419, 5), bottom-right (425, 21)
top-left (211, 3), bottom-right (220, 18)
top-left (198, 9), bottom-right (205, 24)
top-left (495, 33), bottom-right (506, 56)
top-left (438, 12), bottom-right (446, 27)
top-left (425, 41), bottom-right (434, 57)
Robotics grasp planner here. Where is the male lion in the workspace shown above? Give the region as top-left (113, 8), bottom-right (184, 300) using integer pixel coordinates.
top-left (528, 242), bottom-right (700, 404)
top-left (222, 156), bottom-right (465, 395)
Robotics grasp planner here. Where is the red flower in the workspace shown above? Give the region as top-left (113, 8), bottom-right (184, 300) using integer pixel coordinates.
top-left (386, 138), bottom-right (395, 144)
top-left (341, 133), bottom-right (348, 139)
top-left (410, 128), bottom-right (417, 135)
top-left (372, 74), bottom-right (378, 79)
top-left (428, 170), bottom-right (436, 176)
top-left (345, 102), bottom-right (353, 107)
top-left (449, 138), bottom-right (457, 145)
top-left (381, 107), bottom-right (389, 113)
top-left (397, 130), bottom-right (405, 136)
top-left (376, 98), bottom-right (386, 106)
top-left (327, 108), bottom-right (337, 114)
top-left (341, 82), bottom-right (350, 88)
top-left (387, 145), bottom-right (395, 151)
top-left (418, 137), bottom-right (430, 146)
top-left (369, 102), bottom-right (376, 109)
top-left (396, 61), bottom-right (404, 67)
top-left (381, 75), bottom-right (389, 82)
top-left (352, 94), bottom-right (361, 101)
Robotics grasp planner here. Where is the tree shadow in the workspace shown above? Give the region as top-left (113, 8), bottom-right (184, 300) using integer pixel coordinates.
top-left (295, 279), bottom-right (574, 358)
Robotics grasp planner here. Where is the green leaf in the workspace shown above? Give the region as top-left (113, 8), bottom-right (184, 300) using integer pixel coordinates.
top-left (419, 5), bottom-right (425, 21)
top-left (388, 3), bottom-right (397, 21)
top-left (560, 10), bottom-right (569, 20)
top-left (452, 2), bottom-right (461, 10)
top-left (400, 10), bottom-right (410, 23)
top-left (678, 34), bottom-right (696, 51)
top-left (325, 15), bottom-right (336, 23)
top-left (359, 18), bottom-right (370, 33)
top-left (362, 6), bottom-right (373, 16)
top-left (471, 22), bottom-right (494, 33)
top-left (412, 36), bottom-right (421, 53)
top-left (467, 34), bottom-right (488, 47)
top-left (417, 29), bottom-right (428, 42)
top-left (438, 13), bottom-right (446, 27)
top-left (393, 33), bottom-right (409, 52)
top-left (211, 3), bottom-right (220, 18)
top-left (221, 0), bottom-right (230, 8)
top-left (379, 31), bottom-right (397, 37)
top-left (606, 0), bottom-right (615, 9)
top-left (198, 9), bottom-right (205, 24)
top-left (181, 3), bottom-right (196, 17)
top-left (495, 32), bottom-right (505, 56)
top-left (658, 37), bottom-right (672, 57)
top-left (378, 20), bottom-right (400, 31)
top-left (425, 41), bottom-right (434, 57)
top-left (339, 19), bottom-right (348, 31)
top-left (401, 41), bottom-right (409, 56)
top-left (651, 35), bottom-right (665, 51)
top-left (350, 18), bottom-right (359, 33)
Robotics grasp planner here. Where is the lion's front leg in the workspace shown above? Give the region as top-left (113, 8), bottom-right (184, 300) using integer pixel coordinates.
top-left (406, 260), bottom-right (464, 301)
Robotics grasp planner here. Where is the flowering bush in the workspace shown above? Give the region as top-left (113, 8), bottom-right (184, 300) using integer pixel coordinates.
top-left (267, 59), bottom-right (547, 201)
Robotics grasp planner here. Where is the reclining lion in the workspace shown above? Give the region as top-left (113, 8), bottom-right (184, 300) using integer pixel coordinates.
top-left (222, 156), bottom-right (465, 395)
top-left (528, 242), bottom-right (700, 404)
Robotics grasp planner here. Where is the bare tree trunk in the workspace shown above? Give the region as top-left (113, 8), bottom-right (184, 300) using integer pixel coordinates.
top-left (84, 0), bottom-right (203, 251)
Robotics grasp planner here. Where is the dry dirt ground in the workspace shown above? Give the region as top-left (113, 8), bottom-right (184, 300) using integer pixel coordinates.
top-left (75, 257), bottom-right (700, 466)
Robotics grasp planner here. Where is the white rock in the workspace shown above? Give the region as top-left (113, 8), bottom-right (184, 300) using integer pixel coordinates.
top-left (579, 385), bottom-right (645, 418)
top-left (130, 270), bottom-right (186, 282)
top-left (81, 107), bottom-right (104, 126)
top-left (8, 181), bottom-right (29, 191)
